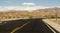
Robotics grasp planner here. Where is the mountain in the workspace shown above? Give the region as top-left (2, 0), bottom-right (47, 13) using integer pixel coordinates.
top-left (34, 7), bottom-right (60, 12)
top-left (0, 6), bottom-right (50, 12)
top-left (0, 6), bottom-right (60, 12)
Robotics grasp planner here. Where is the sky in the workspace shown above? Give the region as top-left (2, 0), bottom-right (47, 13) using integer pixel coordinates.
top-left (0, 0), bottom-right (60, 6)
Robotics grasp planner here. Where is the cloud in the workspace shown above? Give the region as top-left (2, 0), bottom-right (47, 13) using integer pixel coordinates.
top-left (22, 2), bottom-right (36, 6)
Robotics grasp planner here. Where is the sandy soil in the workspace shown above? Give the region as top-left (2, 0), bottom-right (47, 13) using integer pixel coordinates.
top-left (43, 19), bottom-right (60, 32)
top-left (43, 18), bottom-right (60, 24)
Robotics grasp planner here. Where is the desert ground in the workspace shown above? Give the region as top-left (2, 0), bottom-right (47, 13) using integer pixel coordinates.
top-left (0, 11), bottom-right (60, 20)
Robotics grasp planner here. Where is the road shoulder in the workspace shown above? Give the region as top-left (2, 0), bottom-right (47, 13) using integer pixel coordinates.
top-left (43, 19), bottom-right (60, 32)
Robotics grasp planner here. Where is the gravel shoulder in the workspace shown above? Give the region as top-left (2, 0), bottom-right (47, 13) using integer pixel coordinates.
top-left (43, 19), bottom-right (60, 32)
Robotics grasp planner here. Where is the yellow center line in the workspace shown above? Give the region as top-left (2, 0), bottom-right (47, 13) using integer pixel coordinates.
top-left (10, 22), bottom-right (30, 33)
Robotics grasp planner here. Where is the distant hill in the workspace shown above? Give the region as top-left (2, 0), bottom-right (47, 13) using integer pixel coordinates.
top-left (0, 7), bottom-right (60, 20)
top-left (0, 6), bottom-right (50, 12)
top-left (34, 7), bottom-right (60, 12)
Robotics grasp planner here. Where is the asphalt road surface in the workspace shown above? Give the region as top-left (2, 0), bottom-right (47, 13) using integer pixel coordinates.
top-left (0, 18), bottom-right (59, 33)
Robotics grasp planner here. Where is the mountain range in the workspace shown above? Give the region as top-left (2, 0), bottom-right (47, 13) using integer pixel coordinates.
top-left (0, 6), bottom-right (60, 12)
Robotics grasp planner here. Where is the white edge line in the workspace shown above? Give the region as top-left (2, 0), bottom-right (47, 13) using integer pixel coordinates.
top-left (44, 22), bottom-right (56, 33)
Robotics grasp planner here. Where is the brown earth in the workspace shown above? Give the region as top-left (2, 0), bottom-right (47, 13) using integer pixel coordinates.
top-left (0, 7), bottom-right (60, 20)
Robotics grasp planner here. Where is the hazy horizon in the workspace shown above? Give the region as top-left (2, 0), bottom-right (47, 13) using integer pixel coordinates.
top-left (0, 0), bottom-right (60, 12)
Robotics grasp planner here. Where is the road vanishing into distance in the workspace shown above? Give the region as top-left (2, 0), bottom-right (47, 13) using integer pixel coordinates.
top-left (0, 18), bottom-right (59, 33)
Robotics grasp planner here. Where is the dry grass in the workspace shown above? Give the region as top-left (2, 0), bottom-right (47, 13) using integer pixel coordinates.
top-left (43, 18), bottom-right (60, 24)
top-left (0, 11), bottom-right (60, 20)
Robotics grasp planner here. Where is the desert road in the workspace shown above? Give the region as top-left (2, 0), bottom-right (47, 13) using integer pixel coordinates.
top-left (0, 18), bottom-right (59, 33)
